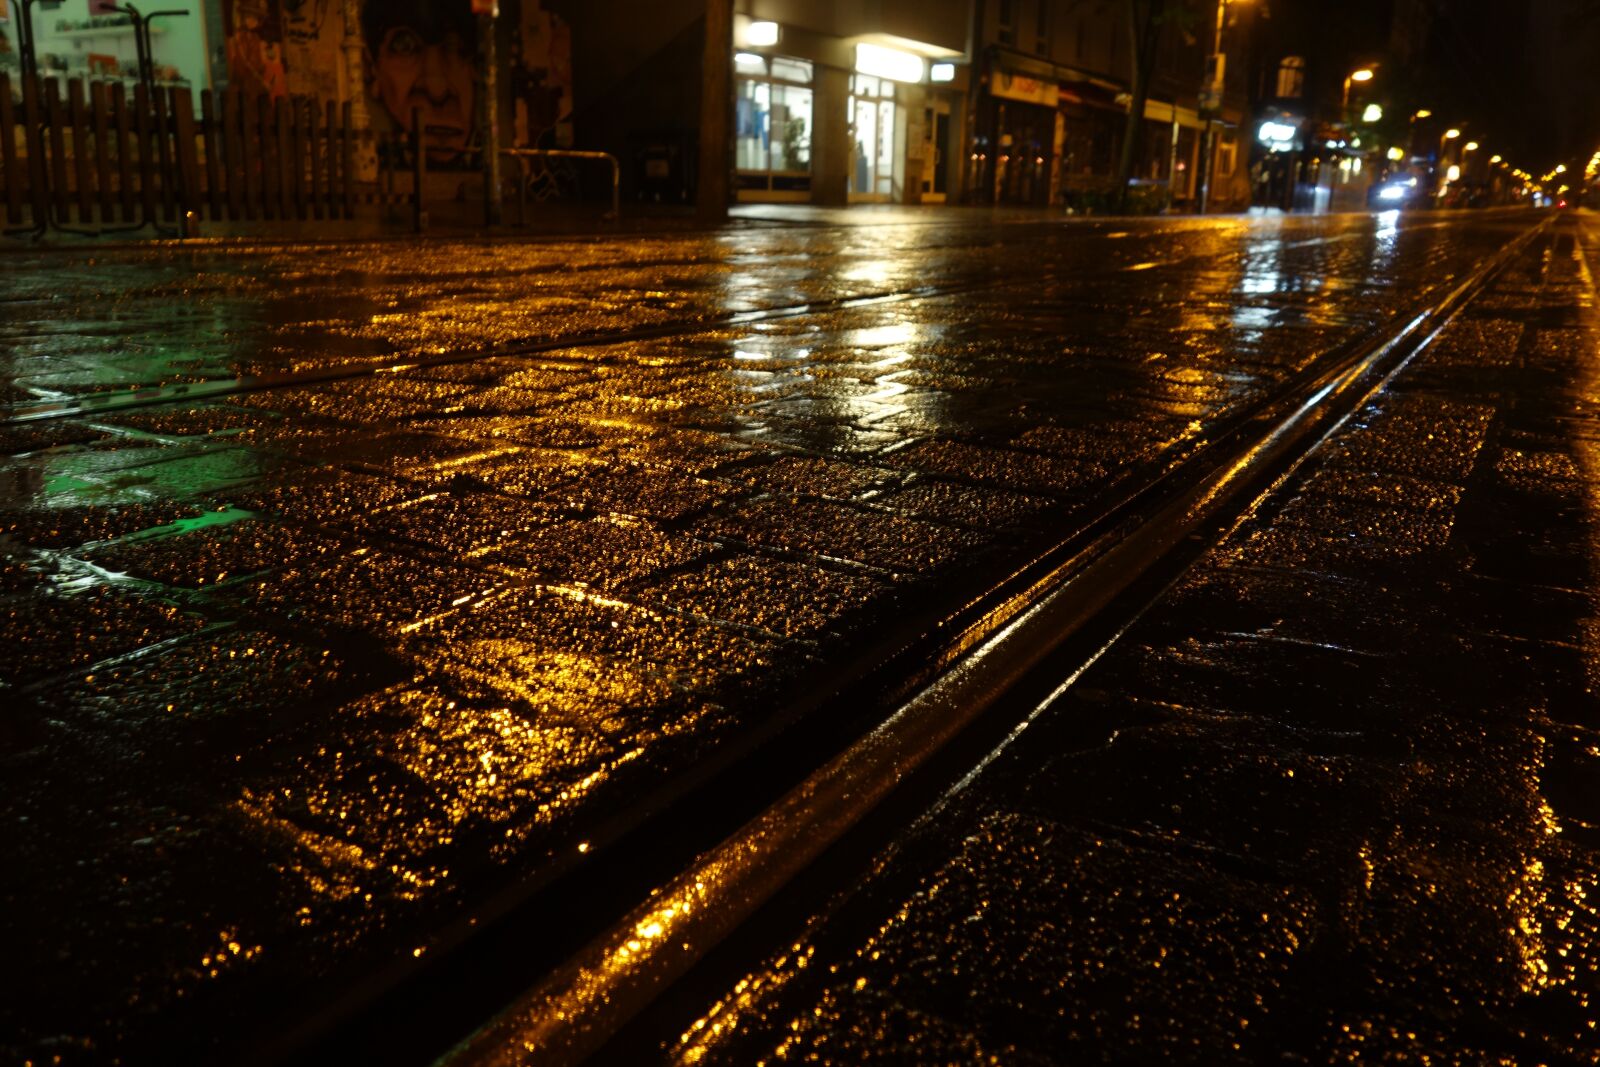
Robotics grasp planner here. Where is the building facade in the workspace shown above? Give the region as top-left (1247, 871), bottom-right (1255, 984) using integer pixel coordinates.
top-left (966, 0), bottom-right (1254, 213)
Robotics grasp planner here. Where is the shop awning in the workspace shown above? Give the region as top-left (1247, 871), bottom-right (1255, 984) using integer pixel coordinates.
top-left (1058, 80), bottom-right (1123, 113)
top-left (1144, 99), bottom-right (1204, 130)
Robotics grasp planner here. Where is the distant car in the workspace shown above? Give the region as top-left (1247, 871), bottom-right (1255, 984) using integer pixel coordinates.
top-left (1368, 174), bottom-right (1424, 209)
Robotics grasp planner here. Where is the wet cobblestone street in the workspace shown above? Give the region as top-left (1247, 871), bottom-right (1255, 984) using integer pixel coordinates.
top-left (3, 209), bottom-right (1596, 1065)
top-left (651, 220), bottom-right (1600, 1067)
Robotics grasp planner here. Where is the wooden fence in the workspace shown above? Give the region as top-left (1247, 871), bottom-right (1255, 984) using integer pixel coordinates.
top-left (1, 72), bottom-right (361, 233)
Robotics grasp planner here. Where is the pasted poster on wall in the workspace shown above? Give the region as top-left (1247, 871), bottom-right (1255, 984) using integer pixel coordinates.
top-left (224, 0), bottom-right (288, 99)
top-left (218, 0), bottom-right (572, 171)
top-left (280, 0), bottom-right (343, 101)
top-left (513, 4), bottom-right (573, 149)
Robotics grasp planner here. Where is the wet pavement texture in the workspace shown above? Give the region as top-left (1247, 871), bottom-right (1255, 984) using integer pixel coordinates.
top-left (0, 209), bottom-right (1584, 1063)
top-left (660, 222), bottom-right (1600, 1065)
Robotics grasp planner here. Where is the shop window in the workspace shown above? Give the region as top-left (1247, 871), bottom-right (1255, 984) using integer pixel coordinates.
top-left (771, 57), bottom-right (813, 83)
top-left (1276, 56), bottom-right (1305, 99)
top-left (736, 55), bottom-right (814, 194)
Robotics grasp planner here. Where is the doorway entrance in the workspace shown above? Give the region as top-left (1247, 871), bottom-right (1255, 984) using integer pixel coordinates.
top-left (848, 75), bottom-right (902, 202)
top-left (920, 98), bottom-right (952, 202)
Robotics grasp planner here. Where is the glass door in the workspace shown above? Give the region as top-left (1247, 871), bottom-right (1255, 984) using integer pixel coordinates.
top-left (849, 75), bottom-right (898, 202)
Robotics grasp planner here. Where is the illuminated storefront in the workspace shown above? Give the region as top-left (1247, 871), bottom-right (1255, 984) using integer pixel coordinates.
top-left (731, 12), bottom-right (966, 206)
top-left (734, 51), bottom-right (814, 200)
top-left (0, 0), bottom-right (215, 90)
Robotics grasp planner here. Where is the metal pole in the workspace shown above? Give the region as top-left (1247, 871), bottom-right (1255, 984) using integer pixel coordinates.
top-left (1196, 0), bottom-right (1225, 214)
top-left (480, 5), bottom-right (501, 226)
top-left (342, 0), bottom-right (376, 180)
top-left (696, 0), bottom-right (732, 222)
top-left (412, 106), bottom-right (427, 231)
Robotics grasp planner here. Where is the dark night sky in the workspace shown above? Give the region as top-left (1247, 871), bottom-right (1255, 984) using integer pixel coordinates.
top-left (1252, 0), bottom-right (1600, 171)
top-left (1386, 0), bottom-right (1600, 169)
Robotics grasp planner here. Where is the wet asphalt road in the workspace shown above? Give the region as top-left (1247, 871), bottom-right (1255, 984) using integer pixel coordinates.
top-left (1, 208), bottom-right (1592, 1064)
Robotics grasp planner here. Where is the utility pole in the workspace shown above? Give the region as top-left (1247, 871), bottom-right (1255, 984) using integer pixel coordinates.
top-left (476, 0), bottom-right (502, 226)
top-left (697, 0), bottom-right (733, 222)
top-left (963, 0), bottom-right (988, 204)
top-left (342, 0), bottom-right (375, 180)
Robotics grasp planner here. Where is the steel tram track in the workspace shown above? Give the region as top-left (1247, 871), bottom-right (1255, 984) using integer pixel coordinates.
top-left (425, 214), bottom-right (1556, 1067)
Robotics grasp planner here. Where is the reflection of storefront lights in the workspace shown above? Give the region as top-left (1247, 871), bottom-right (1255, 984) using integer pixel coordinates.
top-left (931, 62), bottom-right (956, 83)
top-left (1446, 165), bottom-right (1461, 181)
top-left (855, 43), bottom-right (924, 83)
top-left (746, 21), bottom-right (780, 47)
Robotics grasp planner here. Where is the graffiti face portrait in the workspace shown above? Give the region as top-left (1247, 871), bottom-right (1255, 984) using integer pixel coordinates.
top-left (363, 2), bottom-right (478, 164)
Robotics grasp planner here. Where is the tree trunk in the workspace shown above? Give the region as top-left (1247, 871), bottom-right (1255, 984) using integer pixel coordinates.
top-left (1114, 0), bottom-right (1165, 213)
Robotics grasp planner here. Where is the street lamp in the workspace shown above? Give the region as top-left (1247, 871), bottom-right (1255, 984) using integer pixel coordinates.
top-left (1439, 127), bottom-right (1461, 163)
top-left (1342, 67), bottom-right (1376, 115)
top-left (1464, 141), bottom-right (1480, 152)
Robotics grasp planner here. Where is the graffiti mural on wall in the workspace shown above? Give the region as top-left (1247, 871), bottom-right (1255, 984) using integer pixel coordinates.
top-left (219, 0), bottom-right (572, 170)
top-left (362, 0), bottom-right (479, 163)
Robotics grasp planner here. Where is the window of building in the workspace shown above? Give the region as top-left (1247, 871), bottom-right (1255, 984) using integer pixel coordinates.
top-left (1276, 56), bottom-right (1306, 99)
top-left (998, 0), bottom-right (1017, 47)
top-left (735, 55), bottom-right (815, 194)
top-left (1036, 0), bottom-right (1051, 56)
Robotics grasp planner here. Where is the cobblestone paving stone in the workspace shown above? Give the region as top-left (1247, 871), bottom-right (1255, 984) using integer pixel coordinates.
top-left (0, 213), bottom-right (1552, 1062)
top-left (664, 221), bottom-right (1600, 1066)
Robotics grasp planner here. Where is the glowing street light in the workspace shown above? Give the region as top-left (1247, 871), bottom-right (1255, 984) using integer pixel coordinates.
top-left (1413, 109), bottom-right (1433, 119)
top-left (1490, 155), bottom-right (1503, 164)
top-left (1464, 141), bottom-right (1480, 152)
top-left (1444, 128), bottom-right (1461, 140)
top-left (1342, 66), bottom-right (1376, 114)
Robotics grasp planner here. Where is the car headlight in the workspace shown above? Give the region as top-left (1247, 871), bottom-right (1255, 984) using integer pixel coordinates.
top-left (1378, 185), bottom-right (1408, 201)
